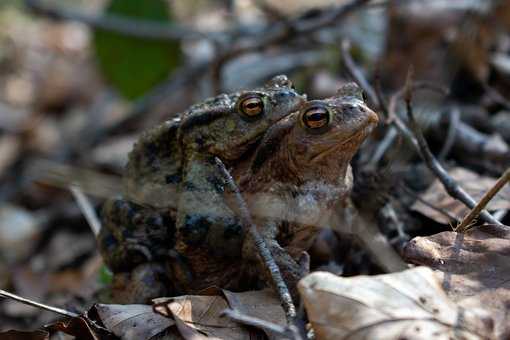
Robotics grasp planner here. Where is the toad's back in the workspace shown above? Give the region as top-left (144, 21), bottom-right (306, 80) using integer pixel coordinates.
top-left (124, 117), bottom-right (182, 210)
top-left (122, 92), bottom-right (238, 210)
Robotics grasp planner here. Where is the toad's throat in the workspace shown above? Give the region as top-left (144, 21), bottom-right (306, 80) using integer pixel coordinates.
top-left (310, 126), bottom-right (372, 163)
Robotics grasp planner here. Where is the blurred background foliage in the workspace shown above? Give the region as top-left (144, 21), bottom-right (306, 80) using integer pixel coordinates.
top-left (93, 0), bottom-right (182, 99)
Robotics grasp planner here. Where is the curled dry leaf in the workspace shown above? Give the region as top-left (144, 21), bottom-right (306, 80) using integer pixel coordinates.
top-left (95, 289), bottom-right (284, 340)
top-left (404, 225), bottom-right (510, 338)
top-left (298, 268), bottom-right (495, 340)
top-left (222, 289), bottom-right (287, 339)
top-left (95, 303), bottom-right (173, 340)
top-left (152, 295), bottom-right (252, 340)
top-left (412, 167), bottom-right (510, 224)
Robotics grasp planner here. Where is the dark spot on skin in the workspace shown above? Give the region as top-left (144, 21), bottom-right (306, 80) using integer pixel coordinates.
top-left (181, 215), bottom-right (210, 245)
top-left (165, 173), bottom-right (181, 184)
top-left (144, 215), bottom-right (162, 228)
top-left (182, 180), bottom-right (197, 191)
top-left (223, 221), bottom-right (242, 239)
top-left (195, 136), bottom-right (205, 147)
top-left (419, 297), bottom-right (426, 304)
top-left (163, 215), bottom-right (176, 244)
top-left (432, 308), bottom-right (440, 314)
top-left (207, 156), bottom-right (218, 165)
top-left (208, 175), bottom-right (225, 194)
top-left (144, 142), bottom-right (160, 169)
top-left (112, 199), bottom-right (127, 213)
top-left (342, 104), bottom-right (356, 116)
top-left (145, 141), bottom-right (159, 155)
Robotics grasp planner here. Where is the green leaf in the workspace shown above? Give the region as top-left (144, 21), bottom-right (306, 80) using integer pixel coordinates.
top-left (98, 265), bottom-right (113, 285)
top-left (92, 0), bottom-right (182, 100)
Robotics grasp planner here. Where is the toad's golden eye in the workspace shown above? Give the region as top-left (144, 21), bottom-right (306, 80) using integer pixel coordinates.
top-left (302, 106), bottom-right (330, 129)
top-left (238, 95), bottom-right (265, 117)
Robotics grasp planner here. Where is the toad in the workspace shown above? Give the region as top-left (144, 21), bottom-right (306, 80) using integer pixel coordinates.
top-left (237, 83), bottom-right (379, 294)
top-left (98, 76), bottom-right (305, 301)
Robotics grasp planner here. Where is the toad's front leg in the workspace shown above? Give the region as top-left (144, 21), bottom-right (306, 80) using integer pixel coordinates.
top-left (242, 220), bottom-right (309, 300)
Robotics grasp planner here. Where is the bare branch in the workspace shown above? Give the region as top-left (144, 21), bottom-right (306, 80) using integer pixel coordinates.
top-left (456, 168), bottom-right (510, 232)
top-left (0, 289), bottom-right (78, 318)
top-left (341, 39), bottom-right (380, 109)
top-left (214, 157), bottom-right (296, 321)
top-left (403, 70), bottom-right (504, 228)
top-left (69, 185), bottom-right (101, 237)
top-left (341, 50), bottom-right (505, 228)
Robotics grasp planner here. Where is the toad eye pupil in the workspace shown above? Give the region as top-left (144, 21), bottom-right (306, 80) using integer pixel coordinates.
top-left (238, 96), bottom-right (265, 117)
top-left (307, 112), bottom-right (325, 121)
top-left (303, 107), bottom-right (329, 129)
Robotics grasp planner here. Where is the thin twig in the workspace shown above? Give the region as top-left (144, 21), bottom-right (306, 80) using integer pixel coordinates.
top-left (456, 168), bottom-right (510, 232)
top-left (403, 69), bottom-right (503, 228)
top-left (368, 127), bottom-right (397, 167)
top-left (214, 157), bottom-right (296, 321)
top-left (222, 308), bottom-right (302, 340)
top-left (341, 39), bottom-right (380, 109)
top-left (0, 289), bottom-right (79, 318)
top-left (69, 185), bottom-right (101, 237)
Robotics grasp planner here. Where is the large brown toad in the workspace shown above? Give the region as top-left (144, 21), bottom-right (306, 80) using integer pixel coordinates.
top-left (236, 83), bottom-right (379, 295)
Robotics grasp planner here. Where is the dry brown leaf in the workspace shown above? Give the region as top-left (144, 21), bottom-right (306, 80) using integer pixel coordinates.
top-left (45, 315), bottom-right (116, 340)
top-left (404, 225), bottom-right (510, 338)
top-left (153, 295), bottom-right (252, 340)
top-left (222, 289), bottom-right (286, 339)
top-left (299, 268), bottom-right (495, 340)
top-left (96, 303), bottom-right (174, 340)
top-left (412, 167), bottom-right (510, 224)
